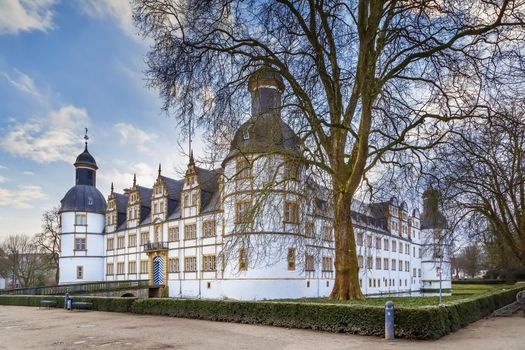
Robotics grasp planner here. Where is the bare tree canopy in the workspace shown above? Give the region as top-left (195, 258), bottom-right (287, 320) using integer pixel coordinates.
top-left (133, 0), bottom-right (525, 299)
top-left (35, 207), bottom-right (61, 285)
top-left (436, 100), bottom-right (525, 266)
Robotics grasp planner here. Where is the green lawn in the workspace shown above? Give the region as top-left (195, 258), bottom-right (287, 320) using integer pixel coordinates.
top-left (272, 283), bottom-right (518, 307)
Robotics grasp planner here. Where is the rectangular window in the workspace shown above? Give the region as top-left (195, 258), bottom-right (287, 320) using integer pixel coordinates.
top-left (305, 254), bottom-right (315, 271)
top-left (284, 201), bottom-right (300, 224)
top-left (383, 258), bottom-right (389, 270)
top-left (358, 255), bottom-right (363, 268)
top-left (76, 266), bottom-right (83, 279)
top-left (376, 237), bottom-right (382, 250)
top-left (284, 161), bottom-right (300, 180)
top-left (106, 263), bottom-right (114, 275)
top-left (168, 226), bottom-right (179, 241)
top-left (74, 238), bottom-right (86, 251)
top-left (392, 240), bottom-right (397, 252)
top-left (75, 213), bottom-right (87, 226)
top-left (305, 221), bottom-right (315, 238)
top-left (106, 237), bottom-right (114, 250)
top-left (202, 220), bottom-right (216, 238)
top-left (117, 262), bottom-right (125, 275)
top-left (184, 224), bottom-right (197, 240)
top-left (235, 201), bottom-right (251, 223)
top-left (184, 256), bottom-right (197, 272)
top-left (399, 260), bottom-right (403, 271)
top-left (413, 247), bottom-right (416, 257)
top-left (202, 255), bottom-right (217, 271)
top-left (405, 243), bottom-right (409, 254)
top-left (322, 256), bottom-right (333, 272)
top-left (392, 259), bottom-right (396, 271)
top-left (399, 241), bottom-right (403, 252)
top-left (117, 236), bottom-right (125, 249)
top-left (375, 257), bottom-right (381, 270)
top-left (413, 268), bottom-right (417, 277)
top-left (367, 235), bottom-right (372, 248)
top-left (287, 248), bottom-right (296, 271)
top-left (322, 226), bottom-right (333, 242)
top-left (128, 234), bottom-right (137, 247)
top-left (384, 239), bottom-right (389, 251)
top-left (357, 232), bottom-right (363, 246)
top-left (418, 268), bottom-right (421, 277)
top-left (366, 256), bottom-right (373, 269)
top-left (239, 248), bottom-right (248, 271)
top-left (128, 261), bottom-right (137, 274)
top-left (236, 158), bottom-right (252, 179)
top-left (140, 260), bottom-right (148, 274)
top-left (140, 232), bottom-right (149, 244)
top-left (406, 261), bottom-right (410, 272)
top-left (168, 258), bottom-right (180, 273)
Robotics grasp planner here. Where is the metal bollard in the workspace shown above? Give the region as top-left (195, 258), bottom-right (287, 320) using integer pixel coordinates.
top-left (385, 300), bottom-right (394, 340)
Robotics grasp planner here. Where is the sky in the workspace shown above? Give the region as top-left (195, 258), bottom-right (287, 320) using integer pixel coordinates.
top-left (0, 0), bottom-right (205, 239)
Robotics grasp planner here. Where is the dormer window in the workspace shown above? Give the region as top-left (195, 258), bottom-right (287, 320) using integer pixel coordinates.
top-left (243, 130), bottom-right (250, 141)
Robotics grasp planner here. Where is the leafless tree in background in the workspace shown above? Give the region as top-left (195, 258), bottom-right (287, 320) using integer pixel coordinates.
top-left (35, 207), bottom-right (61, 285)
top-left (0, 234), bottom-right (53, 288)
top-left (133, 0), bottom-right (525, 299)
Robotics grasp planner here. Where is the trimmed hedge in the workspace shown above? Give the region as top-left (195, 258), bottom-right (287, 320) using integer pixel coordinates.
top-left (453, 279), bottom-right (507, 285)
top-left (0, 295), bottom-right (135, 312)
top-left (1, 285), bottom-right (523, 340)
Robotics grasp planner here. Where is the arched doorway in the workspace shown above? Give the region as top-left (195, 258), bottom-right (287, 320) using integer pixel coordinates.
top-left (153, 256), bottom-right (165, 286)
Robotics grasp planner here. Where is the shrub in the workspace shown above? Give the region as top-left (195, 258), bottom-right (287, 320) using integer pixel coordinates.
top-left (1, 285), bottom-right (523, 340)
top-left (0, 295), bottom-right (135, 312)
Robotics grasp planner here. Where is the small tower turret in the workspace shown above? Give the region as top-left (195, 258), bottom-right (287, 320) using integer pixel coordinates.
top-left (58, 130), bottom-right (106, 284)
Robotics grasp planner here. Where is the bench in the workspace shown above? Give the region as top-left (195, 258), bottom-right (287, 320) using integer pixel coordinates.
top-left (71, 301), bottom-right (93, 311)
top-left (39, 300), bottom-right (57, 309)
top-left (517, 291), bottom-right (525, 314)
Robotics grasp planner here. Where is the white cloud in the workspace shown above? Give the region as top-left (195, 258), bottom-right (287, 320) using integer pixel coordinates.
top-left (0, 165), bottom-right (7, 170)
top-left (2, 68), bottom-right (40, 96)
top-left (0, 105), bottom-right (90, 163)
top-left (22, 171), bottom-right (34, 176)
top-left (0, 175), bottom-right (7, 183)
top-left (0, 184), bottom-right (46, 208)
top-left (114, 122), bottom-right (156, 153)
top-left (77, 0), bottom-right (138, 40)
top-left (0, 0), bottom-right (56, 34)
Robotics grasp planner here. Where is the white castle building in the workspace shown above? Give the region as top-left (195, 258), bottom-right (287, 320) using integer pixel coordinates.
top-left (58, 68), bottom-right (451, 299)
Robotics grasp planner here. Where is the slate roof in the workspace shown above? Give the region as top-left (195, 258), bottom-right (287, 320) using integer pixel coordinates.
top-left (74, 145), bottom-right (98, 169)
top-left (59, 185), bottom-right (106, 214)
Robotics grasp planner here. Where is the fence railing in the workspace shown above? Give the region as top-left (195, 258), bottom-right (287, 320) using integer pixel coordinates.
top-left (0, 279), bottom-right (150, 296)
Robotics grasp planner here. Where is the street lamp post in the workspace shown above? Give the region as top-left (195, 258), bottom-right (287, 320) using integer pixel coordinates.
top-left (436, 254), bottom-right (443, 304)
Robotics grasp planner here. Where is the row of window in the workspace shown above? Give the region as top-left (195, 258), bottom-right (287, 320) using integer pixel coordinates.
top-left (356, 233), bottom-right (420, 256)
top-left (358, 255), bottom-right (416, 273)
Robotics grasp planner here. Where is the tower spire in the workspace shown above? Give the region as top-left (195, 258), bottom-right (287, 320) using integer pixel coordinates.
top-left (158, 163), bottom-right (162, 176)
top-left (133, 173), bottom-right (136, 187)
top-left (84, 127), bottom-right (89, 150)
top-left (111, 182), bottom-right (114, 194)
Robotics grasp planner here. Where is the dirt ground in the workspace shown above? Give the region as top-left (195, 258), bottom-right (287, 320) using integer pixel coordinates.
top-left (0, 305), bottom-right (523, 349)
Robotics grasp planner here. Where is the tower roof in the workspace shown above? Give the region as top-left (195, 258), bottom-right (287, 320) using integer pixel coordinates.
top-left (74, 145), bottom-right (98, 170)
top-left (248, 66), bottom-right (285, 92)
top-left (59, 184), bottom-right (106, 214)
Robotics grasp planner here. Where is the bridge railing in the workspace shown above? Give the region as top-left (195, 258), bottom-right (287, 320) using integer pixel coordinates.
top-left (0, 279), bottom-right (150, 296)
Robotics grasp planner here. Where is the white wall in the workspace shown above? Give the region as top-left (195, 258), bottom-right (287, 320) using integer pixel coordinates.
top-left (0, 277), bottom-right (5, 289)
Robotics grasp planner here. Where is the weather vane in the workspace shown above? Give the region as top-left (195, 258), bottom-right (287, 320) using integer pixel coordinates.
top-left (84, 127), bottom-right (89, 146)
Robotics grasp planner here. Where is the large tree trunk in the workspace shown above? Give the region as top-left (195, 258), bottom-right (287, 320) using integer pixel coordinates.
top-left (330, 192), bottom-right (365, 300)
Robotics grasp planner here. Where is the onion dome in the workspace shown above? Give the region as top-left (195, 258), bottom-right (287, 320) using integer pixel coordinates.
top-left (59, 184), bottom-right (107, 214)
top-left (74, 145), bottom-right (98, 170)
top-left (223, 66), bottom-right (300, 164)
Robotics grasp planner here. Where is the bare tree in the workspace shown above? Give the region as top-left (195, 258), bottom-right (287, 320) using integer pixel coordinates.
top-left (0, 235), bottom-right (53, 288)
top-left (35, 207), bottom-right (61, 284)
top-left (437, 102), bottom-right (525, 268)
top-left (133, 0), bottom-right (525, 299)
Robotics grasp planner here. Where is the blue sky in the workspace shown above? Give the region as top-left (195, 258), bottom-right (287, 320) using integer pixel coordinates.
top-left (0, 1), bottom-right (204, 238)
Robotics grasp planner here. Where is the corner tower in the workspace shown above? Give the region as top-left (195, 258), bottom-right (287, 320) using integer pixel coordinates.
top-left (58, 130), bottom-right (106, 284)
top-left (420, 185), bottom-right (452, 291)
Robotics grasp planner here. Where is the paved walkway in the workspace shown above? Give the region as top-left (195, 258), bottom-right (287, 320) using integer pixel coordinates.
top-left (0, 305), bottom-right (523, 349)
